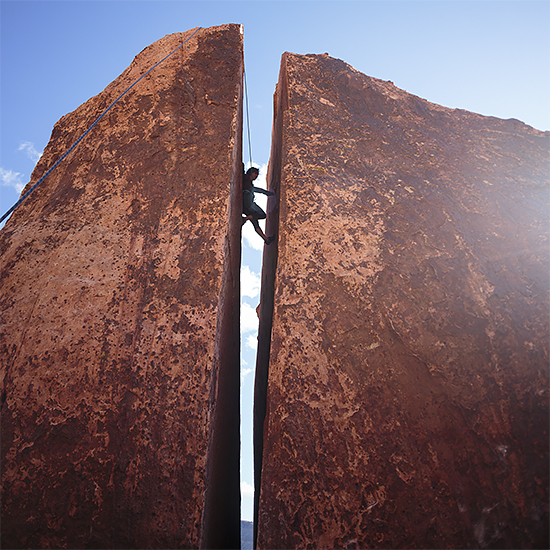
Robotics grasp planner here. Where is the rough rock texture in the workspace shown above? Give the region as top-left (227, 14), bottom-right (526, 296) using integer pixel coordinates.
top-left (1, 25), bottom-right (243, 549)
top-left (255, 53), bottom-right (549, 549)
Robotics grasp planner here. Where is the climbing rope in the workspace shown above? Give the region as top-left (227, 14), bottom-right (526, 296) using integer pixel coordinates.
top-left (0, 27), bottom-right (202, 225)
top-left (243, 67), bottom-right (253, 168)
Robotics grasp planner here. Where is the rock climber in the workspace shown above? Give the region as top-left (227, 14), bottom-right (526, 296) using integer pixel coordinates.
top-left (242, 166), bottom-right (276, 245)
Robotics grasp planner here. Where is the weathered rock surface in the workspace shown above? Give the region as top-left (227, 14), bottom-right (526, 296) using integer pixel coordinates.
top-left (255, 53), bottom-right (549, 549)
top-left (1, 25), bottom-right (243, 549)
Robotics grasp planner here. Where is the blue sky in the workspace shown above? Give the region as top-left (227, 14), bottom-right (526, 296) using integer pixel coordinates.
top-left (1, 0), bottom-right (549, 522)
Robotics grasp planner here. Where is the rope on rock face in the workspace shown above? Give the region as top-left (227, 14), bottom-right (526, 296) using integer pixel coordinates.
top-left (0, 27), bottom-right (202, 225)
top-left (243, 67), bottom-right (253, 168)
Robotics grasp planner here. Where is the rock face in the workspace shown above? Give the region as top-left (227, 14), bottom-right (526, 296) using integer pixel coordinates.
top-left (1, 25), bottom-right (243, 549)
top-left (255, 53), bottom-right (549, 549)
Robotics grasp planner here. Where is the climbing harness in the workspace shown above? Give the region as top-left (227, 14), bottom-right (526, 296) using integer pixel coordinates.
top-left (0, 27), bottom-right (202, 225)
top-left (243, 67), bottom-right (253, 168)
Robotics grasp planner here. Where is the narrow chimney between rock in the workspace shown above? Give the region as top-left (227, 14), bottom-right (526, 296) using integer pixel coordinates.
top-left (252, 53), bottom-right (288, 549)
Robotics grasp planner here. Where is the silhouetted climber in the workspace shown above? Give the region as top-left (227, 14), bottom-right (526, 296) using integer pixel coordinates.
top-left (242, 166), bottom-right (276, 245)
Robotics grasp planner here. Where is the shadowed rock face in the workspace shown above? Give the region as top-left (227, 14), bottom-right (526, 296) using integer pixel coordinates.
top-left (255, 52), bottom-right (549, 549)
top-left (1, 25), bottom-right (243, 549)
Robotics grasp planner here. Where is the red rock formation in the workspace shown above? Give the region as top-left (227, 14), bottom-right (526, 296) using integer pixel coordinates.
top-left (1, 25), bottom-right (243, 549)
top-left (255, 53), bottom-right (549, 549)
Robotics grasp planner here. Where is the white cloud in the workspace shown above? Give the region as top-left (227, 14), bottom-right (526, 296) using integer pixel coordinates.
top-left (0, 167), bottom-right (25, 193)
top-left (241, 265), bottom-right (261, 298)
top-left (255, 192), bottom-right (268, 211)
top-left (246, 334), bottom-right (258, 351)
top-left (241, 302), bottom-right (259, 333)
top-left (243, 223), bottom-right (264, 250)
top-left (241, 366), bottom-right (253, 384)
top-left (18, 141), bottom-right (42, 163)
top-left (0, 142), bottom-right (42, 197)
top-left (241, 481), bottom-right (254, 499)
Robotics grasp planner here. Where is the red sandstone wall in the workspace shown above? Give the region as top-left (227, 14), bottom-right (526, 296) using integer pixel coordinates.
top-left (255, 52), bottom-right (549, 549)
top-left (0, 25), bottom-right (243, 549)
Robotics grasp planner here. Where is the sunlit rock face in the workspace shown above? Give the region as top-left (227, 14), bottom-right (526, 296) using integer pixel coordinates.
top-left (0, 25), bottom-right (243, 549)
top-left (255, 52), bottom-right (549, 549)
